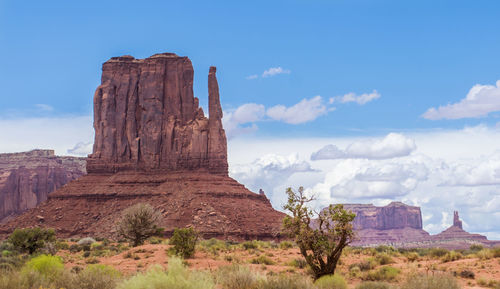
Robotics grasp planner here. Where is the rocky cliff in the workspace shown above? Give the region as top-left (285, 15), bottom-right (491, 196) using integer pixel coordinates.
top-left (0, 53), bottom-right (284, 240)
top-left (0, 150), bottom-right (86, 222)
top-left (87, 53), bottom-right (227, 175)
top-left (344, 202), bottom-right (423, 230)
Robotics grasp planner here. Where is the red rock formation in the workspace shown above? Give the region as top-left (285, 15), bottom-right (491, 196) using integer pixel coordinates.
top-left (453, 211), bottom-right (463, 229)
top-left (0, 150), bottom-right (85, 222)
top-left (0, 53), bottom-right (284, 240)
top-left (344, 202), bottom-right (423, 230)
top-left (87, 54), bottom-right (227, 175)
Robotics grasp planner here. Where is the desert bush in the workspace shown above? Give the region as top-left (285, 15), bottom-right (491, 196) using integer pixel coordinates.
top-left (355, 281), bottom-right (393, 289)
top-left (21, 254), bottom-right (64, 284)
top-left (492, 247), bottom-right (500, 258)
top-left (289, 258), bottom-right (307, 269)
top-left (375, 245), bottom-right (396, 254)
top-left (250, 255), bottom-right (275, 265)
top-left (469, 244), bottom-right (484, 251)
top-left (217, 265), bottom-right (261, 289)
top-left (279, 241), bottom-right (293, 249)
top-left (441, 250), bottom-right (462, 262)
top-left (400, 273), bottom-right (460, 289)
top-left (282, 186), bottom-right (355, 279)
top-left (116, 203), bottom-right (162, 247)
top-left (117, 257), bottom-right (214, 289)
top-left (314, 274), bottom-right (347, 289)
top-left (72, 264), bottom-right (121, 289)
top-left (169, 227), bottom-right (198, 258)
top-left (8, 227), bottom-right (56, 255)
top-left (428, 248), bottom-right (448, 258)
top-left (350, 259), bottom-right (377, 271)
top-left (476, 249), bottom-right (493, 260)
top-left (375, 253), bottom-right (394, 265)
top-left (363, 266), bottom-right (400, 281)
top-left (78, 237), bottom-right (97, 246)
top-left (242, 240), bottom-right (259, 250)
top-left (405, 252), bottom-right (419, 262)
top-left (56, 241), bottom-right (70, 250)
top-left (257, 274), bottom-right (315, 289)
top-left (459, 269), bottom-right (475, 279)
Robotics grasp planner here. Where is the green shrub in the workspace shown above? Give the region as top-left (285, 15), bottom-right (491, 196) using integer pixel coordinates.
top-left (315, 274), bottom-right (347, 289)
top-left (469, 244), bottom-right (484, 251)
top-left (73, 264), bottom-right (121, 289)
top-left (375, 245), bottom-right (396, 254)
top-left (441, 251), bottom-right (462, 262)
top-left (476, 249), bottom-right (493, 260)
top-left (279, 241), bottom-right (293, 249)
top-left (217, 265), bottom-right (261, 289)
top-left (350, 259), bottom-right (377, 271)
top-left (117, 257), bottom-right (214, 289)
top-left (363, 266), bottom-right (399, 281)
top-left (405, 252), bottom-right (419, 262)
top-left (116, 203), bottom-right (163, 247)
top-left (242, 240), bottom-right (259, 250)
top-left (289, 258), bottom-right (307, 269)
top-left (375, 253), bottom-right (394, 265)
top-left (400, 273), bottom-right (460, 289)
top-left (21, 254), bottom-right (64, 283)
top-left (169, 227), bottom-right (198, 258)
top-left (257, 274), bottom-right (315, 289)
top-left (8, 227), bottom-right (56, 255)
top-left (492, 247), bottom-right (500, 258)
top-left (428, 248), bottom-right (448, 258)
top-left (355, 281), bottom-right (392, 289)
top-left (56, 241), bottom-right (70, 250)
top-left (250, 255), bottom-right (275, 265)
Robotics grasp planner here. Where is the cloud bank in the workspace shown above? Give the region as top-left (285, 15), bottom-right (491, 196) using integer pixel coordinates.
top-left (311, 133), bottom-right (416, 160)
top-left (423, 80), bottom-right (500, 120)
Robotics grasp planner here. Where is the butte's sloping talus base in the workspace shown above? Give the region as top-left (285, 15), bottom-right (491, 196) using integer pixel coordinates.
top-left (0, 53), bottom-right (284, 240)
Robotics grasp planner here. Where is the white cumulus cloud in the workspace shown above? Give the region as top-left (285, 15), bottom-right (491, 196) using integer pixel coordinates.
top-left (423, 80), bottom-right (500, 120)
top-left (329, 90), bottom-right (381, 105)
top-left (266, 96), bottom-right (328, 124)
top-left (262, 67), bottom-right (291, 78)
top-left (311, 133), bottom-right (416, 160)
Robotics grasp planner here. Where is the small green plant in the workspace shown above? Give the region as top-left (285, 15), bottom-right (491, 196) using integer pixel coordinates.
top-left (249, 255), bottom-right (275, 265)
top-left (279, 241), bottom-right (293, 249)
top-left (400, 273), bottom-right (460, 289)
top-left (116, 203), bottom-right (163, 247)
top-left (355, 281), bottom-right (392, 289)
top-left (441, 251), bottom-right (462, 263)
top-left (375, 253), bottom-right (394, 265)
top-left (169, 227), bottom-right (198, 258)
top-left (315, 274), bottom-right (347, 289)
top-left (363, 266), bottom-right (400, 281)
top-left (405, 252), bottom-right (419, 262)
top-left (428, 248), bottom-right (448, 258)
top-left (117, 257), bottom-right (214, 289)
top-left (216, 265), bottom-right (261, 289)
top-left (21, 254), bottom-right (64, 282)
top-left (8, 227), bottom-right (56, 255)
top-left (289, 258), bottom-right (307, 269)
top-left (74, 264), bottom-right (121, 289)
top-left (476, 249), bottom-right (493, 260)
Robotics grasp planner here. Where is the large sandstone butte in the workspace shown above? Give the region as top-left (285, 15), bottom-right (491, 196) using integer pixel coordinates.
top-left (0, 150), bottom-right (85, 222)
top-left (0, 53), bottom-right (284, 240)
top-left (336, 203), bottom-right (499, 249)
top-left (342, 202), bottom-right (430, 246)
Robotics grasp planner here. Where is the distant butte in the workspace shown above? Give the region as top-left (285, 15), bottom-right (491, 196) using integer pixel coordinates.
top-left (0, 53), bottom-right (284, 240)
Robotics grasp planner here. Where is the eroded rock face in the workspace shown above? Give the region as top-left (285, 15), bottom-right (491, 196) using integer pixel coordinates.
top-left (87, 53), bottom-right (228, 175)
top-left (0, 53), bottom-right (284, 240)
top-left (0, 150), bottom-right (86, 222)
top-left (344, 202), bottom-right (423, 230)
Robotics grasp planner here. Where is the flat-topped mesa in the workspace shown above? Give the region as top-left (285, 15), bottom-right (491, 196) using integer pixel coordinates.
top-left (87, 53), bottom-right (228, 175)
top-left (343, 202), bottom-right (423, 230)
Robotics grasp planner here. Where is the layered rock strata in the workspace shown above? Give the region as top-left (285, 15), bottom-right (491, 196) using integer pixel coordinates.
top-left (0, 150), bottom-right (86, 222)
top-left (87, 53), bottom-right (227, 175)
top-left (336, 203), bottom-right (499, 249)
top-left (0, 53), bottom-right (284, 240)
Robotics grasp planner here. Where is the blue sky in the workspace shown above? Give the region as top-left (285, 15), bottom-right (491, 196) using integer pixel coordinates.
top-left (2, 0), bottom-right (500, 238)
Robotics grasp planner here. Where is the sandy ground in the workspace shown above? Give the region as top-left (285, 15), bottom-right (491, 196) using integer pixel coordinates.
top-left (57, 242), bottom-right (500, 288)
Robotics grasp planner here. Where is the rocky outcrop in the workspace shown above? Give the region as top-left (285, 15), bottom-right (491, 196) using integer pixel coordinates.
top-left (0, 53), bottom-right (284, 240)
top-left (0, 150), bottom-right (86, 222)
top-left (87, 54), bottom-right (228, 175)
top-left (334, 203), bottom-right (499, 249)
top-left (344, 202), bottom-right (423, 230)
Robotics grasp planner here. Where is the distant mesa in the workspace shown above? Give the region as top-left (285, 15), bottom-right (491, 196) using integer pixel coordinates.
top-left (0, 53), bottom-right (284, 240)
top-left (332, 203), bottom-right (499, 249)
top-left (0, 150), bottom-right (85, 223)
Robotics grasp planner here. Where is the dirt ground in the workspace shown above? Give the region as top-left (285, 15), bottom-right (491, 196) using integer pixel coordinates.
top-left (57, 241), bottom-right (500, 288)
